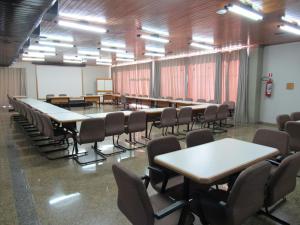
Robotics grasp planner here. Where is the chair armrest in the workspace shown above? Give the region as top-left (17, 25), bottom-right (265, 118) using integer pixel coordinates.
top-left (148, 166), bottom-right (169, 193)
top-left (148, 166), bottom-right (165, 175)
top-left (141, 175), bottom-right (150, 188)
top-left (154, 200), bottom-right (187, 219)
top-left (266, 159), bottom-right (280, 166)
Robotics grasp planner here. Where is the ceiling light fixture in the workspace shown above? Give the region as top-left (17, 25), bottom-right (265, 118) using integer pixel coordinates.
top-left (97, 58), bottom-right (112, 63)
top-left (116, 53), bottom-right (134, 59)
top-left (63, 55), bottom-right (83, 61)
top-left (101, 41), bottom-right (126, 48)
top-left (192, 36), bottom-right (214, 44)
top-left (96, 62), bottom-right (112, 66)
top-left (145, 46), bottom-right (165, 53)
top-left (280, 25), bottom-right (300, 35)
top-left (40, 34), bottom-right (74, 42)
top-left (140, 34), bottom-right (169, 43)
top-left (28, 45), bottom-right (56, 52)
top-left (22, 57), bottom-right (45, 62)
top-left (59, 12), bottom-right (106, 24)
top-left (226, 4), bottom-right (263, 21)
top-left (63, 60), bottom-right (83, 64)
top-left (190, 42), bottom-right (214, 50)
top-left (144, 52), bottom-right (165, 57)
top-left (58, 20), bottom-right (107, 33)
top-left (116, 58), bottom-right (135, 62)
top-left (39, 40), bottom-right (74, 48)
top-left (77, 50), bottom-right (99, 56)
top-left (281, 16), bottom-right (300, 25)
top-left (141, 26), bottom-right (169, 36)
top-left (100, 47), bottom-right (126, 53)
top-left (23, 52), bottom-right (55, 57)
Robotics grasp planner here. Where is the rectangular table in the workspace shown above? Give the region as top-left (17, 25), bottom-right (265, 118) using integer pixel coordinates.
top-left (155, 138), bottom-right (278, 199)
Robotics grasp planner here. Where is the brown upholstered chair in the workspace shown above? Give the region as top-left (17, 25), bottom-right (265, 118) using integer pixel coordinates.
top-left (192, 105), bottom-right (218, 130)
top-left (186, 129), bottom-right (214, 148)
top-left (95, 112), bottom-right (126, 156)
top-left (124, 111), bottom-right (147, 150)
top-left (191, 161), bottom-right (272, 225)
top-left (73, 118), bottom-right (106, 165)
top-left (290, 112), bottom-right (300, 121)
top-left (285, 121), bottom-right (300, 152)
top-left (185, 98), bottom-right (193, 102)
top-left (120, 95), bottom-right (129, 109)
top-left (175, 98), bottom-right (183, 101)
top-left (197, 99), bottom-right (206, 103)
top-left (58, 94), bottom-right (67, 96)
top-left (260, 153), bottom-right (300, 224)
top-left (46, 94), bottom-right (54, 102)
top-left (253, 128), bottom-right (290, 160)
top-left (215, 104), bottom-right (230, 132)
top-left (149, 108), bottom-right (177, 138)
top-left (223, 101), bottom-right (235, 117)
top-left (276, 114), bottom-right (291, 131)
top-left (208, 99), bottom-right (217, 103)
top-left (112, 164), bottom-right (195, 225)
top-left (177, 107), bottom-right (193, 134)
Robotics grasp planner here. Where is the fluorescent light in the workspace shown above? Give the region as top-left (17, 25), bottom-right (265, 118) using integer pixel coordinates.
top-left (97, 58), bottom-right (112, 63)
top-left (63, 60), bottom-right (83, 64)
top-left (49, 192), bottom-right (81, 205)
top-left (227, 4), bottom-right (263, 21)
top-left (100, 47), bottom-right (126, 53)
top-left (116, 58), bottom-right (134, 62)
top-left (80, 56), bottom-right (100, 60)
top-left (140, 34), bottom-right (169, 43)
top-left (101, 41), bottom-right (126, 48)
top-left (141, 26), bottom-right (169, 36)
top-left (23, 52), bottom-right (55, 57)
top-left (190, 42), bottom-right (214, 50)
top-left (59, 12), bottom-right (106, 24)
top-left (78, 50), bottom-right (99, 56)
top-left (145, 46), bottom-right (165, 53)
top-left (58, 20), bottom-right (107, 33)
top-left (22, 57), bottom-right (45, 62)
top-left (282, 16), bottom-right (300, 26)
top-left (28, 45), bottom-right (56, 52)
top-left (96, 62), bottom-right (112, 66)
top-left (144, 52), bottom-right (165, 57)
top-left (280, 25), bottom-right (300, 35)
top-left (40, 34), bottom-right (73, 42)
top-left (39, 40), bottom-right (74, 48)
top-left (192, 36), bottom-right (214, 44)
top-left (64, 55), bottom-right (83, 60)
top-left (116, 53), bottom-right (134, 59)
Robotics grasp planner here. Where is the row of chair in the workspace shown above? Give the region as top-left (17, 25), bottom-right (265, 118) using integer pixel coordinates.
top-left (276, 112), bottom-right (300, 130)
top-left (113, 129), bottom-right (300, 225)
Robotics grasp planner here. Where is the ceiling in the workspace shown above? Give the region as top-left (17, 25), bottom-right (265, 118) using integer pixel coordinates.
top-left (5, 0), bottom-right (300, 66)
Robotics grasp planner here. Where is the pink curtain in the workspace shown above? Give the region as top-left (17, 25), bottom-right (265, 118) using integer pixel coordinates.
top-left (187, 54), bottom-right (216, 101)
top-left (112, 63), bottom-right (151, 96)
top-left (221, 51), bottom-right (240, 103)
top-left (159, 58), bottom-right (186, 99)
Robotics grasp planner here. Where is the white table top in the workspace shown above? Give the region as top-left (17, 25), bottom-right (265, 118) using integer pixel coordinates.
top-left (47, 112), bottom-right (89, 123)
top-left (20, 98), bottom-right (70, 114)
top-left (86, 111), bottom-right (132, 119)
top-left (155, 138), bottom-right (278, 185)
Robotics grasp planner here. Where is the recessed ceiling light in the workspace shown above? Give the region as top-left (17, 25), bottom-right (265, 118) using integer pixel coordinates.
top-left (28, 45), bottom-right (56, 52)
top-left (58, 20), bottom-right (107, 33)
top-left (282, 16), bottom-right (300, 26)
top-left (280, 25), bottom-right (300, 35)
top-left (144, 52), bottom-right (165, 57)
top-left (59, 12), bottom-right (106, 24)
top-left (23, 52), bottom-right (55, 57)
top-left (96, 62), bottom-right (112, 66)
top-left (22, 57), bottom-right (45, 62)
top-left (141, 26), bottom-right (169, 37)
top-left (39, 40), bottom-right (74, 48)
top-left (116, 58), bottom-right (134, 62)
top-left (63, 60), bottom-right (83, 64)
top-left (40, 34), bottom-right (73, 42)
top-left (97, 58), bottom-right (112, 63)
top-left (100, 47), bottom-right (126, 53)
top-left (64, 55), bottom-right (83, 61)
top-left (140, 34), bottom-right (169, 43)
top-left (77, 50), bottom-right (99, 56)
top-left (116, 53), bottom-right (134, 59)
top-left (190, 42), bottom-right (214, 50)
top-left (101, 41), bottom-right (126, 48)
top-left (145, 46), bottom-right (165, 53)
top-left (226, 4), bottom-right (263, 21)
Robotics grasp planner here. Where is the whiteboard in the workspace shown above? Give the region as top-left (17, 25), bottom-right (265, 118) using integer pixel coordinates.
top-left (97, 79), bottom-right (112, 92)
top-left (36, 65), bottom-right (83, 98)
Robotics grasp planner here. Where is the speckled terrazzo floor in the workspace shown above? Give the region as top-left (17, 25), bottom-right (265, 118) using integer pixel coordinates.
top-left (0, 105), bottom-right (299, 225)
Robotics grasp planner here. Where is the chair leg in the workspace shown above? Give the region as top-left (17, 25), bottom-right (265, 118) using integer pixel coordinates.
top-left (258, 207), bottom-right (290, 225)
top-left (124, 132), bottom-right (147, 150)
top-left (72, 141), bottom-right (105, 165)
top-left (93, 135), bottom-right (126, 157)
top-left (148, 123), bottom-right (154, 138)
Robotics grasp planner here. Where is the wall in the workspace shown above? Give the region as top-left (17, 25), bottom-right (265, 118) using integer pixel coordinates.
top-left (11, 62), bottom-right (110, 98)
top-left (260, 42), bottom-right (300, 124)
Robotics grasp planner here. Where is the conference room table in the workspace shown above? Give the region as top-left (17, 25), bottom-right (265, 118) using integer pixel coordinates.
top-left (155, 138), bottom-right (279, 200)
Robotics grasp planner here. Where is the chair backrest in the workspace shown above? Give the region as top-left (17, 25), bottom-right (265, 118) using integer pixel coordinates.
top-left (227, 161), bottom-right (271, 225)
top-left (127, 111), bottom-right (146, 133)
top-left (252, 128), bottom-right (289, 156)
top-left (290, 112), bottom-right (300, 121)
top-left (78, 118), bottom-right (105, 144)
top-left (223, 101), bottom-right (235, 110)
top-left (276, 114), bottom-right (291, 131)
top-left (285, 121), bottom-right (300, 152)
top-left (204, 105), bottom-right (218, 121)
top-left (197, 99), bottom-right (206, 103)
top-left (185, 98), bottom-right (193, 101)
top-left (166, 96), bottom-right (173, 100)
top-left (46, 94), bottom-right (54, 99)
top-left (59, 94), bottom-right (67, 96)
top-left (40, 114), bottom-right (54, 138)
top-left (208, 100), bottom-right (217, 103)
top-left (112, 164), bottom-right (154, 225)
top-left (175, 98), bottom-right (183, 101)
top-left (186, 129), bottom-right (214, 148)
top-left (147, 136), bottom-right (181, 185)
top-left (86, 93), bottom-right (93, 96)
top-left (105, 112), bottom-right (125, 136)
top-left (266, 152), bottom-right (300, 206)
top-left (120, 95), bottom-right (127, 104)
top-left (35, 111), bottom-right (44, 133)
top-left (216, 104), bottom-right (229, 120)
top-left (177, 107), bottom-right (193, 124)
top-left (160, 107), bottom-right (177, 126)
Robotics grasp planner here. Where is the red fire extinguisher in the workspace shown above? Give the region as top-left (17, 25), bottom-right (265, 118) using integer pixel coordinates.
top-left (265, 73), bottom-right (273, 97)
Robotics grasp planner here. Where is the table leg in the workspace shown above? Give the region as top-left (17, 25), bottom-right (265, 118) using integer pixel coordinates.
top-left (183, 177), bottom-right (190, 200)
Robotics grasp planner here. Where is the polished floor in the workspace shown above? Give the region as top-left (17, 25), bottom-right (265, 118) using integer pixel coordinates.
top-left (0, 105), bottom-right (299, 225)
